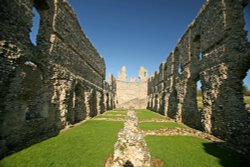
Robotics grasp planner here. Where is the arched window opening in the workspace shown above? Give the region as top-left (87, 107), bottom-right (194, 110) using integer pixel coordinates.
top-left (243, 69), bottom-right (250, 111)
top-left (199, 48), bottom-right (203, 61)
top-left (243, 3), bottom-right (250, 41)
top-left (193, 34), bottom-right (202, 61)
top-left (196, 80), bottom-right (203, 110)
top-left (30, 7), bottom-right (40, 45)
top-left (178, 54), bottom-right (183, 75)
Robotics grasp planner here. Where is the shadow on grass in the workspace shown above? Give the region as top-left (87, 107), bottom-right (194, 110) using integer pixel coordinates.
top-left (203, 142), bottom-right (250, 167)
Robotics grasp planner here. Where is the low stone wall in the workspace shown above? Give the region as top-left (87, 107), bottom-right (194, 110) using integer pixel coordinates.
top-left (148, 0), bottom-right (250, 155)
top-left (0, 0), bottom-right (114, 158)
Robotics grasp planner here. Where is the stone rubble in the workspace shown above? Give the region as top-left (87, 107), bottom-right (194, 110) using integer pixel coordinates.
top-left (106, 110), bottom-right (151, 167)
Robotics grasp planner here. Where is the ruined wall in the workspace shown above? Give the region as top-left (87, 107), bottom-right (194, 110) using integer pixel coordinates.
top-left (116, 66), bottom-right (148, 109)
top-left (104, 74), bottom-right (117, 110)
top-left (0, 0), bottom-right (111, 158)
top-left (148, 0), bottom-right (250, 155)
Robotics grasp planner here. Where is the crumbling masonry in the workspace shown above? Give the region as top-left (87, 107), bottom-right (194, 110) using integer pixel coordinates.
top-left (0, 0), bottom-right (115, 158)
top-left (148, 0), bottom-right (250, 155)
top-left (116, 66), bottom-right (148, 109)
top-left (1, 0), bottom-right (250, 160)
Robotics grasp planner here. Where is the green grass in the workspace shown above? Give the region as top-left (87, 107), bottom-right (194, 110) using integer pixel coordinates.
top-left (0, 120), bottom-right (123, 167)
top-left (95, 115), bottom-right (125, 119)
top-left (146, 136), bottom-right (249, 167)
top-left (103, 110), bottom-right (127, 116)
top-left (244, 96), bottom-right (250, 104)
top-left (112, 108), bottom-right (127, 112)
top-left (139, 122), bottom-right (183, 130)
top-left (135, 109), bottom-right (164, 121)
top-left (197, 96), bottom-right (203, 109)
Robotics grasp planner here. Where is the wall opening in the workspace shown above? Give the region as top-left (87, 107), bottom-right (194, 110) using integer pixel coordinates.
top-left (196, 80), bottom-right (203, 110)
top-left (106, 93), bottom-right (109, 110)
top-left (243, 69), bottom-right (250, 111)
top-left (89, 90), bottom-right (97, 117)
top-left (199, 48), bottom-right (203, 60)
top-left (178, 54), bottom-right (183, 74)
top-left (74, 84), bottom-right (86, 122)
top-left (243, 3), bottom-right (250, 41)
top-left (30, 7), bottom-right (40, 45)
top-left (193, 34), bottom-right (202, 61)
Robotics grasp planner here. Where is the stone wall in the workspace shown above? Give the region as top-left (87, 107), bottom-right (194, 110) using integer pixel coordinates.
top-left (104, 74), bottom-right (116, 110)
top-left (148, 0), bottom-right (250, 155)
top-left (0, 0), bottom-right (114, 158)
top-left (116, 66), bottom-right (148, 109)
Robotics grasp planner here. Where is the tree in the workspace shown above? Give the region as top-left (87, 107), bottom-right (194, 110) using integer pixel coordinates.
top-left (243, 85), bottom-right (250, 96)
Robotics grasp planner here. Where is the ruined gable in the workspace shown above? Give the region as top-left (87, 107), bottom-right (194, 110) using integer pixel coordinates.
top-left (116, 66), bottom-right (148, 109)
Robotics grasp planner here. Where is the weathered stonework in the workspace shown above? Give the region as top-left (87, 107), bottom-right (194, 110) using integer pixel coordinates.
top-left (148, 0), bottom-right (250, 155)
top-left (106, 110), bottom-right (151, 167)
top-left (116, 66), bottom-right (148, 109)
top-left (0, 0), bottom-right (114, 158)
top-left (104, 74), bottom-right (117, 110)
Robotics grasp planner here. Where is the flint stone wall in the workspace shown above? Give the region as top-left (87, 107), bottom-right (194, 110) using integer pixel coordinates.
top-left (0, 0), bottom-right (114, 158)
top-left (148, 0), bottom-right (250, 155)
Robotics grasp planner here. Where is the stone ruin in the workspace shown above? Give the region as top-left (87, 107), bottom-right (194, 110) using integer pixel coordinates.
top-left (116, 66), bottom-right (148, 109)
top-left (148, 0), bottom-right (250, 155)
top-left (105, 110), bottom-right (151, 167)
top-left (0, 0), bottom-right (115, 158)
top-left (0, 0), bottom-right (250, 160)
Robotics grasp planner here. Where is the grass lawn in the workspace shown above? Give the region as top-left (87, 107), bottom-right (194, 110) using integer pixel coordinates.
top-left (139, 122), bottom-right (183, 130)
top-left (135, 109), bottom-right (164, 121)
top-left (197, 96), bottom-right (203, 109)
top-left (244, 96), bottom-right (250, 104)
top-left (95, 115), bottom-right (125, 119)
top-left (0, 120), bottom-right (123, 167)
top-left (112, 108), bottom-right (127, 112)
top-left (146, 136), bottom-right (249, 167)
top-left (103, 110), bottom-right (127, 116)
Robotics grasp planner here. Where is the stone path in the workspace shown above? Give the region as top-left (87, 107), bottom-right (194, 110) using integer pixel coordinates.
top-left (106, 110), bottom-right (151, 167)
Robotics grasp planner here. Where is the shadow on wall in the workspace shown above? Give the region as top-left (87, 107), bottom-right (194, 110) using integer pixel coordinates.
top-left (209, 67), bottom-right (250, 156)
top-left (202, 142), bottom-right (250, 167)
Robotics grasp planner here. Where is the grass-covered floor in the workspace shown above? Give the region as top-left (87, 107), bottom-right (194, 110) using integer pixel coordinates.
top-left (146, 136), bottom-right (249, 167)
top-left (139, 122), bottom-right (183, 130)
top-left (95, 115), bottom-right (125, 119)
top-left (135, 109), bottom-right (164, 120)
top-left (245, 96), bottom-right (250, 104)
top-left (1, 109), bottom-right (249, 167)
top-left (104, 110), bottom-right (127, 115)
top-left (0, 120), bottom-right (123, 167)
top-left (136, 109), bottom-right (249, 167)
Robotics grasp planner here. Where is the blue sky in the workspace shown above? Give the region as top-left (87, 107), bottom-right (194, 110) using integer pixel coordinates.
top-left (31, 0), bottom-right (250, 88)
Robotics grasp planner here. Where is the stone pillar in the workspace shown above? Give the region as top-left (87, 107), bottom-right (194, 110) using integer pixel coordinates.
top-left (164, 93), bottom-right (170, 116)
top-left (84, 90), bottom-right (91, 119)
top-left (96, 91), bottom-right (101, 115)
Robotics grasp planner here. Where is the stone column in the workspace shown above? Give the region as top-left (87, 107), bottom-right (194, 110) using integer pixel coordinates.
top-left (84, 90), bottom-right (91, 119)
top-left (96, 91), bottom-right (101, 115)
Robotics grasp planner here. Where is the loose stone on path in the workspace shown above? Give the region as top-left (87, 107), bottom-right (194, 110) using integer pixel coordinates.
top-left (106, 110), bottom-right (151, 167)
